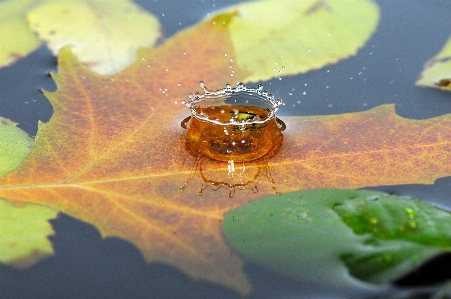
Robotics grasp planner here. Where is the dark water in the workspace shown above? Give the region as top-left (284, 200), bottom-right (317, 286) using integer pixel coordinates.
top-left (1, 1), bottom-right (451, 298)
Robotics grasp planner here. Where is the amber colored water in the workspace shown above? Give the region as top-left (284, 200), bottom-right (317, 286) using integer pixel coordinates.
top-left (184, 105), bottom-right (283, 162)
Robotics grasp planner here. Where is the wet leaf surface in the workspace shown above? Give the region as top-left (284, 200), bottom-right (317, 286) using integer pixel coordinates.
top-left (223, 189), bottom-right (449, 287)
top-left (0, 116), bottom-right (58, 268)
top-left (417, 35), bottom-right (451, 92)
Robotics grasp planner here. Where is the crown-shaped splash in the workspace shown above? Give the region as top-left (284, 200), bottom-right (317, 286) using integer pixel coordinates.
top-left (183, 82), bottom-right (283, 126)
top-left (181, 81), bottom-right (285, 162)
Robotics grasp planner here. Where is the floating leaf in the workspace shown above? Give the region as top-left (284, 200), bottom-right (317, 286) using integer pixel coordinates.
top-left (208, 0), bottom-right (380, 82)
top-left (0, 14), bottom-right (254, 295)
top-left (1, 11), bottom-right (451, 295)
top-left (0, 117), bottom-right (33, 176)
top-left (0, 0), bottom-right (41, 67)
top-left (26, 0), bottom-right (162, 75)
top-left (417, 35), bottom-right (451, 92)
top-left (0, 116), bottom-right (58, 268)
top-left (223, 189), bottom-right (447, 286)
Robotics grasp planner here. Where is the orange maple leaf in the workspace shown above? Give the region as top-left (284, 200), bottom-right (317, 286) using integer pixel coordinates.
top-left (2, 13), bottom-right (451, 296)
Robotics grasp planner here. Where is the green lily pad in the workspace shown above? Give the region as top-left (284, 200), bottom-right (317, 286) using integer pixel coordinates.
top-left (208, 0), bottom-right (380, 82)
top-left (416, 35), bottom-right (451, 92)
top-left (0, 0), bottom-right (41, 68)
top-left (0, 116), bottom-right (58, 269)
top-left (223, 189), bottom-right (448, 287)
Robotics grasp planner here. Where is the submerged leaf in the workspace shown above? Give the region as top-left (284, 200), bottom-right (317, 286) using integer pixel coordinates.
top-left (26, 0), bottom-right (162, 75)
top-left (416, 35), bottom-right (451, 92)
top-left (223, 189), bottom-right (447, 286)
top-left (208, 0), bottom-right (380, 82)
top-left (0, 116), bottom-right (58, 268)
top-left (0, 0), bottom-right (41, 68)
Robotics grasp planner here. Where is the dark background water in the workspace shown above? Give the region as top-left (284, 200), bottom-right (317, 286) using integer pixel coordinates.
top-left (1, 1), bottom-right (451, 298)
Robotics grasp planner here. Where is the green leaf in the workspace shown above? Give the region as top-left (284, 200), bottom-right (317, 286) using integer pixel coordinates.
top-left (208, 0), bottom-right (380, 82)
top-left (0, 116), bottom-right (58, 269)
top-left (0, 0), bottom-right (41, 68)
top-left (0, 117), bottom-right (33, 176)
top-left (223, 189), bottom-right (447, 287)
top-left (416, 35), bottom-right (451, 92)
top-left (26, 0), bottom-right (162, 75)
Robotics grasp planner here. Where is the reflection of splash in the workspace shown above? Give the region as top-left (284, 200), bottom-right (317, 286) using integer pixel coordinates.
top-left (180, 156), bottom-right (279, 198)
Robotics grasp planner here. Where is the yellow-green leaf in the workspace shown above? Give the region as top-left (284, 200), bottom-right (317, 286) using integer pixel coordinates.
top-left (0, 116), bottom-right (58, 269)
top-left (0, 117), bottom-right (33, 176)
top-left (208, 0), bottom-right (380, 82)
top-left (26, 0), bottom-right (162, 75)
top-left (416, 35), bottom-right (451, 92)
top-left (0, 199), bottom-right (58, 269)
top-left (0, 0), bottom-right (41, 68)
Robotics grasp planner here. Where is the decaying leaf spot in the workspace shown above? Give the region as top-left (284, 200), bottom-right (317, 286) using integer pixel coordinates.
top-left (416, 35), bottom-right (451, 92)
top-left (436, 78), bottom-right (451, 87)
top-left (304, 0), bottom-right (332, 15)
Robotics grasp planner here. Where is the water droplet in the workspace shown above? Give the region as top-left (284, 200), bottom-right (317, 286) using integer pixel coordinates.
top-left (405, 207), bottom-right (415, 219)
top-left (174, 101), bottom-right (178, 104)
top-left (224, 53), bottom-right (228, 56)
top-left (302, 91), bottom-right (307, 95)
top-left (383, 254), bottom-right (392, 263)
top-left (288, 92), bottom-right (293, 96)
top-left (178, 83), bottom-right (181, 86)
top-left (369, 217), bottom-right (378, 224)
top-left (142, 57), bottom-right (145, 60)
